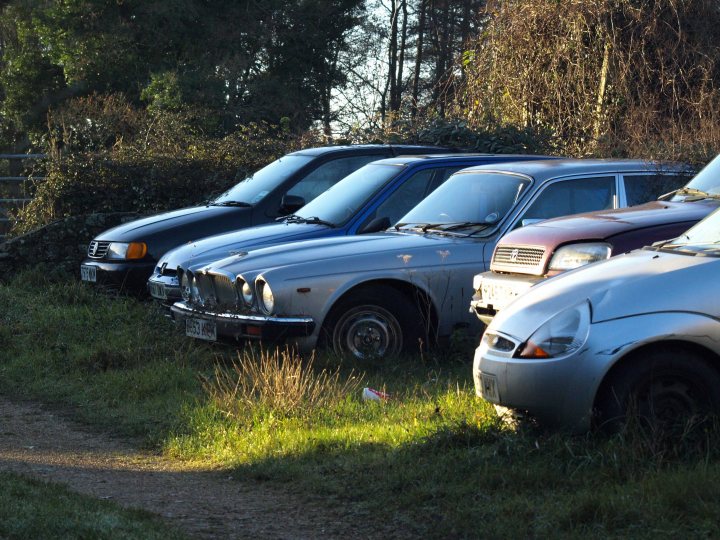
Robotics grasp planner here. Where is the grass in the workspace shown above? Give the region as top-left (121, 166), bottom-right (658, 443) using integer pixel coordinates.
top-left (3, 269), bottom-right (720, 537)
top-left (0, 472), bottom-right (185, 539)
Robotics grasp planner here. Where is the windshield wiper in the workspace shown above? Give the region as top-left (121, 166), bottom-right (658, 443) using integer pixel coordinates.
top-left (419, 222), bottom-right (493, 235)
top-left (660, 187), bottom-right (720, 201)
top-left (281, 214), bottom-right (336, 227)
top-left (432, 221), bottom-right (492, 231)
top-left (210, 200), bottom-right (252, 207)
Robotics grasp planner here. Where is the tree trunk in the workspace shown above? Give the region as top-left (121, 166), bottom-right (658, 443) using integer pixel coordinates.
top-left (411, 0), bottom-right (427, 118)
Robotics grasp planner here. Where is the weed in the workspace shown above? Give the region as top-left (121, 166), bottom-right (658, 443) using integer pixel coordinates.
top-left (201, 347), bottom-right (365, 420)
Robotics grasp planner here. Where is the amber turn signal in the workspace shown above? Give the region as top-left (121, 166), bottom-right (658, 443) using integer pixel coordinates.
top-left (125, 242), bottom-right (147, 259)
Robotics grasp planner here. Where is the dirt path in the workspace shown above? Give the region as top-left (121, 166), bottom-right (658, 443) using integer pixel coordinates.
top-left (0, 397), bottom-right (369, 539)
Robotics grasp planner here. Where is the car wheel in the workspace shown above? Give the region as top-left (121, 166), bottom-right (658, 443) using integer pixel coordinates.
top-left (595, 348), bottom-right (720, 432)
top-left (324, 286), bottom-right (424, 360)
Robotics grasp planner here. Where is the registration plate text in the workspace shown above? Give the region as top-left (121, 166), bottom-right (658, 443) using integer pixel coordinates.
top-left (80, 265), bottom-right (97, 283)
top-left (186, 318), bottom-right (217, 341)
top-left (149, 281), bottom-right (167, 300)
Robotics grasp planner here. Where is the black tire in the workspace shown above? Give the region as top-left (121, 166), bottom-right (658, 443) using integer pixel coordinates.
top-left (595, 348), bottom-right (720, 432)
top-left (322, 285), bottom-right (426, 360)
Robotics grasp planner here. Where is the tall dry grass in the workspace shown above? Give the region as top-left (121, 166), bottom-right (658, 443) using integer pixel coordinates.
top-left (202, 347), bottom-right (364, 419)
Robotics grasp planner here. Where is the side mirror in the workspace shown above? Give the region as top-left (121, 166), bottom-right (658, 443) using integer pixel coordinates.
top-left (359, 216), bottom-right (391, 234)
top-left (279, 194), bottom-right (305, 215)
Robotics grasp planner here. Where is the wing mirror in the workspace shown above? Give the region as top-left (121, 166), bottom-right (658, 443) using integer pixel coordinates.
top-left (359, 216), bottom-right (391, 234)
top-left (279, 194), bottom-right (305, 215)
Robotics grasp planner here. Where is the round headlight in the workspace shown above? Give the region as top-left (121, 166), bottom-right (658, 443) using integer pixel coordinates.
top-left (237, 277), bottom-right (254, 306)
top-left (258, 279), bottom-right (275, 314)
top-left (180, 271), bottom-right (191, 301)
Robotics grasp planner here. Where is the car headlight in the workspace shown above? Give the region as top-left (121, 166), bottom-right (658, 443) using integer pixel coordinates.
top-left (236, 276), bottom-right (254, 306)
top-left (516, 301), bottom-right (591, 359)
top-left (548, 243), bottom-right (611, 272)
top-left (180, 271), bottom-right (191, 301)
top-left (106, 242), bottom-right (148, 260)
top-left (257, 279), bottom-right (275, 314)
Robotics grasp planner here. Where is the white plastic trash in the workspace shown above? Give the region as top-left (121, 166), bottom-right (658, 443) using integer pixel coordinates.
top-left (362, 387), bottom-right (390, 401)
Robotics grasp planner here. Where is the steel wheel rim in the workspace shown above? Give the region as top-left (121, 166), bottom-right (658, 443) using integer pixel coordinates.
top-left (334, 306), bottom-right (402, 359)
top-left (639, 376), bottom-right (704, 422)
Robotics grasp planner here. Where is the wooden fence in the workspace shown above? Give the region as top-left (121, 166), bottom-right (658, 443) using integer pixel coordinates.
top-left (0, 153), bottom-right (46, 240)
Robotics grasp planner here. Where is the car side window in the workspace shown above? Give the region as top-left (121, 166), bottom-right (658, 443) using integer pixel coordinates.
top-left (372, 169), bottom-right (436, 226)
top-left (623, 173), bottom-right (692, 206)
top-left (286, 155), bottom-right (384, 204)
top-left (516, 176), bottom-right (616, 227)
top-left (372, 166), bottom-right (465, 225)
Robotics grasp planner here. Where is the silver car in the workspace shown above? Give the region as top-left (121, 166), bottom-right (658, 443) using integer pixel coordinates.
top-left (170, 159), bottom-right (685, 359)
top-left (474, 207), bottom-right (720, 433)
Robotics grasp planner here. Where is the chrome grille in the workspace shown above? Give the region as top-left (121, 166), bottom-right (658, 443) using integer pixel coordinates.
top-left (87, 240), bottom-right (110, 259)
top-left (197, 273), bottom-right (215, 304)
top-left (493, 246), bottom-right (545, 266)
top-left (213, 274), bottom-right (237, 306)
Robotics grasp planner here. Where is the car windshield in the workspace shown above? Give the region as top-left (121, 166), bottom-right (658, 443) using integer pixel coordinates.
top-left (212, 154), bottom-right (314, 205)
top-left (396, 171), bottom-right (531, 235)
top-left (670, 154), bottom-right (720, 201)
top-left (666, 207), bottom-right (720, 246)
top-left (291, 163), bottom-right (403, 225)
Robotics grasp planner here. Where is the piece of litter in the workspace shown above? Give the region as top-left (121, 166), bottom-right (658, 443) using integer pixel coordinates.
top-left (362, 387), bottom-right (391, 401)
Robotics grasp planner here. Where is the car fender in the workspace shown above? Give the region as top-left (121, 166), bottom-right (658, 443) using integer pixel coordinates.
top-left (577, 311), bottom-right (720, 423)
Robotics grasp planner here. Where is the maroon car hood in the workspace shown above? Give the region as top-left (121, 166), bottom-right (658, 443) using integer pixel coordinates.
top-left (502, 200), bottom-right (718, 246)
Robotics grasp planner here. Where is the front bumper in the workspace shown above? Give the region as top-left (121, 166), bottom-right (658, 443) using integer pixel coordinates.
top-left (470, 271), bottom-right (543, 325)
top-left (80, 259), bottom-right (156, 294)
top-left (473, 332), bottom-right (600, 433)
top-left (171, 301), bottom-right (316, 345)
top-left (147, 273), bottom-right (181, 307)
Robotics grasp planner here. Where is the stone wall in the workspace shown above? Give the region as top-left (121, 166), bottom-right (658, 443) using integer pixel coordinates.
top-left (0, 212), bottom-right (140, 276)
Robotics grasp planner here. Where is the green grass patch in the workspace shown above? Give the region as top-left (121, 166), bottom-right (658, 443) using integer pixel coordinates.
top-left (4, 272), bottom-right (720, 537)
top-left (0, 472), bottom-right (184, 539)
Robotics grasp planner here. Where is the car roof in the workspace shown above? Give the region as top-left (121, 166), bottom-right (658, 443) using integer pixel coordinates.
top-left (358, 153), bottom-right (557, 167)
top-left (456, 158), bottom-right (691, 182)
top-left (290, 144), bottom-right (451, 156)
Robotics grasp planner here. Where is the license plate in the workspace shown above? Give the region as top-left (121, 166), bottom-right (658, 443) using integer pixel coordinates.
top-left (149, 281), bottom-right (167, 300)
top-left (480, 373), bottom-right (499, 402)
top-left (480, 280), bottom-right (524, 310)
top-left (186, 318), bottom-right (217, 341)
top-left (80, 265), bottom-right (97, 283)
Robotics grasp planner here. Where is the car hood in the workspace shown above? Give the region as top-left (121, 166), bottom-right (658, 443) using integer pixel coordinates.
top-left (202, 230), bottom-right (485, 277)
top-left (95, 205), bottom-right (254, 258)
top-left (489, 247), bottom-right (720, 341)
top-left (162, 222), bottom-right (329, 270)
top-left (500, 200), bottom-right (718, 246)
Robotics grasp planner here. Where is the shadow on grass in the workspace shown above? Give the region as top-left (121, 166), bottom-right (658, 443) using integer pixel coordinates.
top-left (225, 414), bottom-right (720, 539)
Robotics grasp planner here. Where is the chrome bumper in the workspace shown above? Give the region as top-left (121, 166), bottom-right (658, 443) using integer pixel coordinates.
top-left (171, 301), bottom-right (316, 342)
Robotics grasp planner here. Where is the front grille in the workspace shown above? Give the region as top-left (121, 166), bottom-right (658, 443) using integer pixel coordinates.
top-left (197, 273), bottom-right (215, 304)
top-left (493, 246), bottom-right (545, 267)
top-left (87, 240), bottom-right (110, 259)
top-left (213, 274), bottom-right (237, 306)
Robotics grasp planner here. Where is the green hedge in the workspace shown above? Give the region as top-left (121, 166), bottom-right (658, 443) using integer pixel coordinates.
top-left (13, 122), bottom-right (319, 235)
top-left (11, 114), bottom-right (557, 236)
